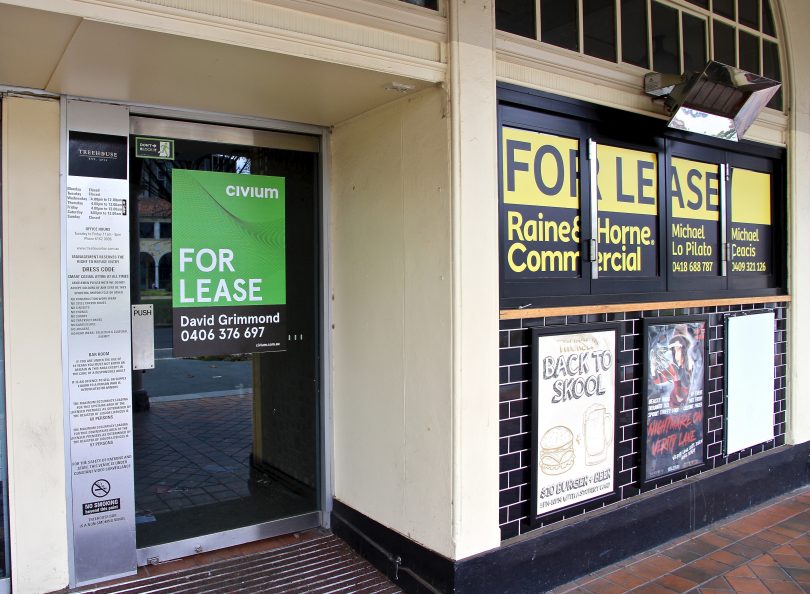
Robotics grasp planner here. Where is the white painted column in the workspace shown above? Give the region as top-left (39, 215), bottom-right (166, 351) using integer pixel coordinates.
top-left (448, 0), bottom-right (502, 559)
top-left (781, 0), bottom-right (810, 444)
top-left (2, 96), bottom-right (70, 594)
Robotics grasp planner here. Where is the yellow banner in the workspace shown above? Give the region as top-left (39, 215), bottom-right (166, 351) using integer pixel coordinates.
top-left (731, 168), bottom-right (771, 225)
top-left (670, 157), bottom-right (721, 221)
top-left (502, 127), bottom-right (579, 209)
top-left (597, 144), bottom-right (657, 215)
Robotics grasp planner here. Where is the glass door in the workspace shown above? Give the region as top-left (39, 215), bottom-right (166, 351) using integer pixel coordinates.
top-left (128, 117), bottom-right (321, 560)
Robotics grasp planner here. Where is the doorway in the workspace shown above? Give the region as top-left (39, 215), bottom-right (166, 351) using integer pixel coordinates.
top-left (128, 116), bottom-right (322, 563)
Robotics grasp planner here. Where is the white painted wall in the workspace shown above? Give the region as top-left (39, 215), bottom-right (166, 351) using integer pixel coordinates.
top-left (2, 96), bottom-right (69, 593)
top-left (447, 0), bottom-right (502, 560)
top-left (330, 3), bottom-right (504, 561)
top-left (780, 0), bottom-right (810, 444)
top-left (331, 87), bottom-right (456, 557)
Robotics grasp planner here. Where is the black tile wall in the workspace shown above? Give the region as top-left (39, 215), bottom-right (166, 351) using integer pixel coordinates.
top-left (498, 303), bottom-right (789, 540)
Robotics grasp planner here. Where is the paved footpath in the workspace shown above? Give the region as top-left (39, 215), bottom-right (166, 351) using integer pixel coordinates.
top-left (553, 485), bottom-right (810, 593)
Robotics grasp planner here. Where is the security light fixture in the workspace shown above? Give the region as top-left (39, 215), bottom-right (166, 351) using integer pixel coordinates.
top-left (644, 61), bottom-right (781, 142)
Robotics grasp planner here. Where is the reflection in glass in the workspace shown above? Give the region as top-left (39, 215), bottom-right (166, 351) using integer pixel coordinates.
top-left (652, 2), bottom-right (680, 74)
top-left (713, 0), bottom-right (735, 20)
top-left (130, 134), bottom-right (320, 548)
top-left (738, 0), bottom-right (760, 30)
top-left (739, 30), bottom-right (760, 74)
top-left (584, 0), bottom-right (616, 61)
top-left (762, 1), bottom-right (776, 36)
top-left (496, 0), bottom-right (537, 39)
top-left (713, 20), bottom-right (737, 66)
top-left (762, 40), bottom-right (782, 109)
top-left (621, 0), bottom-right (649, 68)
top-left (682, 13), bottom-right (707, 73)
top-left (0, 176), bottom-right (9, 582)
top-left (541, 0), bottom-right (579, 51)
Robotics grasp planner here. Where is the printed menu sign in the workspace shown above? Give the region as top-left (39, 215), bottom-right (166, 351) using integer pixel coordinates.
top-left (596, 144), bottom-right (658, 277)
top-left (502, 127), bottom-right (582, 279)
top-left (172, 170), bottom-right (287, 357)
top-left (642, 318), bottom-right (707, 483)
top-left (730, 168), bottom-right (772, 275)
top-left (66, 130), bottom-right (136, 582)
top-left (532, 328), bottom-right (616, 517)
top-left (669, 157), bottom-right (721, 276)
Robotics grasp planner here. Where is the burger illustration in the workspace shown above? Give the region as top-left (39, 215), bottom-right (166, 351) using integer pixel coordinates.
top-left (539, 425), bottom-right (575, 475)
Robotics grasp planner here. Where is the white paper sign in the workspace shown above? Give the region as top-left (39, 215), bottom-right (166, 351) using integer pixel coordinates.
top-left (725, 312), bottom-right (775, 454)
top-left (65, 118), bottom-right (137, 584)
top-left (534, 329), bottom-right (616, 516)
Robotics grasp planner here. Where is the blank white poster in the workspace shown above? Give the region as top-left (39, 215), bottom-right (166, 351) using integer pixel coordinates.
top-left (725, 312), bottom-right (776, 455)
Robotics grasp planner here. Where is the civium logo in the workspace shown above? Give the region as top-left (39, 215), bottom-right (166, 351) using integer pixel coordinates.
top-left (225, 185), bottom-right (280, 199)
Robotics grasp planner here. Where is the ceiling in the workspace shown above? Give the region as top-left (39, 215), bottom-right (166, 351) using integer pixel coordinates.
top-left (0, 3), bottom-right (434, 126)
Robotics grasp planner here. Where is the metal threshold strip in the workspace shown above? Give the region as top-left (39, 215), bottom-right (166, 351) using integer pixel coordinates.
top-left (72, 533), bottom-right (401, 594)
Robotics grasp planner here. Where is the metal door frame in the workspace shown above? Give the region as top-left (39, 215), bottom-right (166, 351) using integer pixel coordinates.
top-left (51, 96), bottom-right (334, 568)
top-left (127, 106), bottom-right (332, 566)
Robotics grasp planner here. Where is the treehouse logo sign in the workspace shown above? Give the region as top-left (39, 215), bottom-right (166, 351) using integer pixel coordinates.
top-left (171, 169), bottom-right (287, 357)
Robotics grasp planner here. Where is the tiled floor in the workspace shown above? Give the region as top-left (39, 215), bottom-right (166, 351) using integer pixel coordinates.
top-left (133, 393), bottom-right (254, 519)
top-left (553, 485), bottom-right (810, 593)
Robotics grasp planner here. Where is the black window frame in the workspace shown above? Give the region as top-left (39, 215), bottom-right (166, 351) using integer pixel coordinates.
top-left (498, 83), bottom-right (787, 309)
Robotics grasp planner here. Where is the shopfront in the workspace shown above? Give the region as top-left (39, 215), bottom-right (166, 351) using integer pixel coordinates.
top-left (59, 100), bottom-right (327, 584)
top-left (2, 0), bottom-right (810, 593)
top-left (496, 82), bottom-right (789, 537)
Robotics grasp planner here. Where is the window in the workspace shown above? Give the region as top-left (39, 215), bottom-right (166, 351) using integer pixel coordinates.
top-left (399, 0), bottom-right (438, 9)
top-left (139, 222), bottom-right (155, 239)
top-left (496, 0), bottom-right (784, 111)
top-left (498, 87), bottom-right (785, 307)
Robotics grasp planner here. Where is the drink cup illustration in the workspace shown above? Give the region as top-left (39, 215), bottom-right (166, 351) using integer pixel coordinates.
top-left (583, 403), bottom-right (612, 465)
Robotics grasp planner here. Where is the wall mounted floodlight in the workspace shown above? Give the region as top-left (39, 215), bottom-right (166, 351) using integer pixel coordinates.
top-left (644, 61), bottom-right (781, 142)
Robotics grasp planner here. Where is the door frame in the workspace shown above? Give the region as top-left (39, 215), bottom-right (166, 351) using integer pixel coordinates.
top-left (62, 97), bottom-right (334, 580)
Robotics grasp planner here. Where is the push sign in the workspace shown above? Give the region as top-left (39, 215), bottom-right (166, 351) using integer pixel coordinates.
top-left (131, 304), bottom-right (155, 370)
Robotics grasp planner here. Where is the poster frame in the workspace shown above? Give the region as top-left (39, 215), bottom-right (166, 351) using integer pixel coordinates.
top-left (723, 310), bottom-right (776, 456)
top-left (529, 323), bottom-right (620, 527)
top-left (640, 315), bottom-right (709, 487)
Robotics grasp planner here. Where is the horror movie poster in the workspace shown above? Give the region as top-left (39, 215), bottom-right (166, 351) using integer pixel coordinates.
top-left (642, 318), bottom-right (708, 483)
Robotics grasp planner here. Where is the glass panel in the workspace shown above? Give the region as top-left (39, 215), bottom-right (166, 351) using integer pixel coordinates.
top-left (652, 2), bottom-right (680, 74)
top-left (139, 222), bottom-right (155, 238)
top-left (739, 30), bottom-right (760, 73)
top-left (762, 40), bottom-right (783, 109)
top-left (738, 0), bottom-right (760, 29)
top-left (0, 106), bottom-right (9, 583)
top-left (595, 144), bottom-right (659, 278)
top-left (497, 0), bottom-right (537, 39)
top-left (669, 157), bottom-right (722, 278)
top-left (584, 0), bottom-right (617, 61)
top-left (684, 0), bottom-right (708, 7)
top-left (682, 13), bottom-right (708, 73)
top-left (621, 0), bottom-right (649, 68)
top-left (713, 20), bottom-right (737, 66)
top-left (541, 0), bottom-right (579, 51)
top-left (713, 0), bottom-right (735, 20)
top-left (399, 0), bottom-right (438, 8)
top-left (130, 129), bottom-right (320, 548)
top-left (501, 127), bottom-right (583, 280)
top-left (762, 0), bottom-right (776, 36)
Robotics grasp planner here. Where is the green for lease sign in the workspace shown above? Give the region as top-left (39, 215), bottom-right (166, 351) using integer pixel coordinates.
top-left (171, 169), bottom-right (286, 356)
